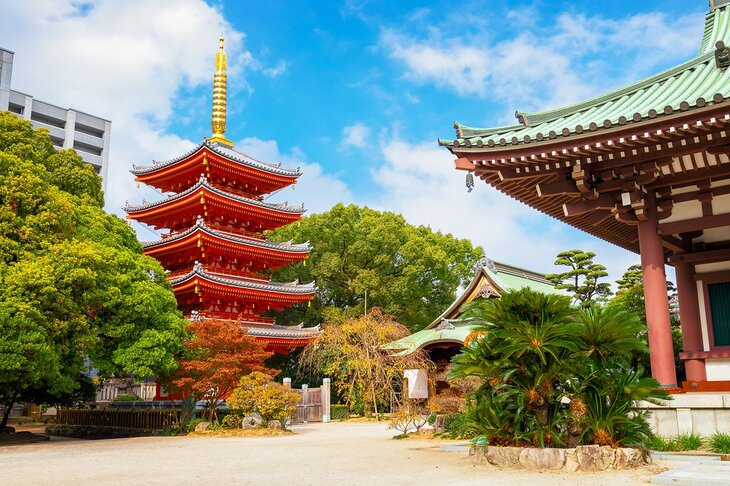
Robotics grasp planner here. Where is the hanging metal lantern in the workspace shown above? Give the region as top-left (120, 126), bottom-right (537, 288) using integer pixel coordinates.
top-left (466, 172), bottom-right (474, 192)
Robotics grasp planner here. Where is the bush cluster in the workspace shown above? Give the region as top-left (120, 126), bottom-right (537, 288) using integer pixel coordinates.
top-left (649, 432), bottom-right (730, 453)
top-left (446, 288), bottom-right (668, 448)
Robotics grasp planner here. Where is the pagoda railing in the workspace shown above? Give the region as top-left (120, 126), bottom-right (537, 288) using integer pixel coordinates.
top-left (203, 222), bottom-right (266, 240)
top-left (197, 312), bottom-right (276, 325)
top-left (166, 266), bottom-right (271, 282)
top-left (161, 224), bottom-right (265, 241)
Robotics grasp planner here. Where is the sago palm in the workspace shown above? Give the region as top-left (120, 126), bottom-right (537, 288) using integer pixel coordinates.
top-left (575, 305), bottom-right (645, 363)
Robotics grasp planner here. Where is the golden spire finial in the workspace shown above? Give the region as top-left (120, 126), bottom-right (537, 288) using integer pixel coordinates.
top-left (210, 35), bottom-right (232, 146)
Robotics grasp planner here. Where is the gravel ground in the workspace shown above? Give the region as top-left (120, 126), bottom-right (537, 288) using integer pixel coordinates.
top-left (0, 421), bottom-right (670, 485)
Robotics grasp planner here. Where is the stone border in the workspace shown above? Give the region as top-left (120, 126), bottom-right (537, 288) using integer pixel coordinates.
top-left (485, 445), bottom-right (648, 471)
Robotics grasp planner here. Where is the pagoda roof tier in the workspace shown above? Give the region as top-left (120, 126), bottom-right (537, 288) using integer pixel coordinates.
top-left (439, 1), bottom-right (730, 152)
top-left (143, 216), bottom-right (309, 269)
top-left (171, 262), bottom-right (315, 308)
top-left (190, 315), bottom-right (319, 352)
top-left (131, 140), bottom-right (300, 194)
top-left (125, 175), bottom-right (305, 232)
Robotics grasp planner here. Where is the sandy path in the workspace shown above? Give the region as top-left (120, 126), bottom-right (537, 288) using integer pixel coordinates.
top-left (0, 422), bottom-right (667, 485)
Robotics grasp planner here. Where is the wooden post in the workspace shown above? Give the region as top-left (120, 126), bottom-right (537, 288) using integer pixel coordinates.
top-left (321, 378), bottom-right (331, 423)
top-left (283, 377), bottom-right (292, 389)
top-left (675, 262), bottom-right (707, 382)
top-left (638, 190), bottom-right (678, 387)
top-left (301, 384), bottom-right (309, 424)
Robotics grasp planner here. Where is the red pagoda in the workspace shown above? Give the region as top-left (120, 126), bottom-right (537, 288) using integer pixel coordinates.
top-left (125, 37), bottom-right (317, 354)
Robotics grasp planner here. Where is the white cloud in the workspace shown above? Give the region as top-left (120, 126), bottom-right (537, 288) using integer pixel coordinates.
top-left (262, 60), bottom-right (287, 78)
top-left (371, 136), bottom-right (639, 284)
top-left (341, 122), bottom-right (371, 149)
top-left (0, 0), bottom-right (258, 226)
top-left (380, 10), bottom-right (703, 112)
top-left (235, 137), bottom-right (352, 214)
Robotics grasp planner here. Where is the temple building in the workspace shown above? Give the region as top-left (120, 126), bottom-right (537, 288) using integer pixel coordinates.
top-left (385, 258), bottom-right (560, 398)
top-left (441, 0), bottom-right (730, 392)
top-left (125, 38), bottom-right (317, 354)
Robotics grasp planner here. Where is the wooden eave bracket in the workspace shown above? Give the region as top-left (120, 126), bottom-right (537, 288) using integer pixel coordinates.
top-left (454, 157), bottom-right (474, 171)
top-left (562, 193), bottom-right (615, 217)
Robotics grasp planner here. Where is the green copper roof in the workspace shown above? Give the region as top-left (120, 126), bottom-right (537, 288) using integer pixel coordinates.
top-left (385, 258), bottom-right (560, 355)
top-left (383, 320), bottom-right (480, 356)
top-left (487, 260), bottom-right (561, 295)
top-left (440, 1), bottom-right (730, 150)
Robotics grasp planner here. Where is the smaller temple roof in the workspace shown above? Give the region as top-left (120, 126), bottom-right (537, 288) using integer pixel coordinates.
top-left (142, 216), bottom-right (310, 254)
top-left (131, 139), bottom-right (301, 178)
top-left (439, 0), bottom-right (730, 150)
top-left (124, 174), bottom-right (305, 215)
top-left (425, 258), bottom-right (560, 330)
top-left (170, 261), bottom-right (316, 295)
top-left (385, 258), bottom-right (560, 355)
top-left (383, 319), bottom-right (479, 357)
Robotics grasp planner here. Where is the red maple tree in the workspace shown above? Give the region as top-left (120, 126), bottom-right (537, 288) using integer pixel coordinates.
top-left (171, 318), bottom-right (275, 420)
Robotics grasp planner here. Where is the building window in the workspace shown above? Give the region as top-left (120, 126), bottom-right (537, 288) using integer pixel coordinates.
top-left (708, 282), bottom-right (730, 346)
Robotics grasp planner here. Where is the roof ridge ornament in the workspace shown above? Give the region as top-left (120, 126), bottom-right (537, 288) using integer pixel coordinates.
top-left (715, 41), bottom-right (730, 69)
top-left (210, 36), bottom-right (233, 147)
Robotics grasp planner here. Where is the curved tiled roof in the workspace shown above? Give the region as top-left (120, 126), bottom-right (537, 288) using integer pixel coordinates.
top-left (245, 323), bottom-right (321, 339)
top-left (142, 216), bottom-right (310, 253)
top-left (171, 261), bottom-right (316, 294)
top-left (124, 174), bottom-right (305, 214)
top-left (440, 1), bottom-right (730, 149)
top-left (383, 320), bottom-right (479, 356)
top-left (131, 139), bottom-right (301, 178)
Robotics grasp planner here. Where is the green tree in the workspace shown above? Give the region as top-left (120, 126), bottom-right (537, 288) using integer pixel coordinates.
top-left (268, 203), bottom-right (484, 332)
top-left (0, 112), bottom-right (186, 429)
top-left (546, 249), bottom-right (611, 307)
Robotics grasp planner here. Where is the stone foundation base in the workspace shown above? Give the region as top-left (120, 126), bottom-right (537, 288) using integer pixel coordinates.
top-left (484, 445), bottom-right (648, 471)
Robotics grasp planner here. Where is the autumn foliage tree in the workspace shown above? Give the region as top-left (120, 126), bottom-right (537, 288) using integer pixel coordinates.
top-left (298, 308), bottom-right (433, 419)
top-left (171, 318), bottom-right (274, 420)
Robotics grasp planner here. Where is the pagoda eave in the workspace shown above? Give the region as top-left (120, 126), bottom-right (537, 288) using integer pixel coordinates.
top-left (131, 142), bottom-right (301, 194)
top-left (125, 181), bottom-right (304, 231)
top-left (172, 268), bottom-right (315, 305)
top-left (143, 221), bottom-right (309, 268)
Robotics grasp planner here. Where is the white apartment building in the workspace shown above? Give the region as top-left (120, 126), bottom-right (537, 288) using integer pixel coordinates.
top-left (0, 47), bottom-right (111, 192)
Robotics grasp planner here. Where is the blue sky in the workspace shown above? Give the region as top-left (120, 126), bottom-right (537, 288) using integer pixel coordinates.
top-left (0, 0), bottom-right (713, 284)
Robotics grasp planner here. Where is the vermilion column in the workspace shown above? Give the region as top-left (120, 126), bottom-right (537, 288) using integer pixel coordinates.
top-left (637, 191), bottom-right (677, 387)
top-left (675, 262), bottom-right (707, 382)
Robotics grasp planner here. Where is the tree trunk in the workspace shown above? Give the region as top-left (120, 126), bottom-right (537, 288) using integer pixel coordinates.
top-left (1, 393), bottom-right (18, 431)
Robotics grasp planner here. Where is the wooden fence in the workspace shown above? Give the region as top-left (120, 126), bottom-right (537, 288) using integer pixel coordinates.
top-left (57, 409), bottom-right (179, 430)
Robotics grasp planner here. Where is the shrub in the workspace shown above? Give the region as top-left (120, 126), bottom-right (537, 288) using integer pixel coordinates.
top-left (185, 418), bottom-right (206, 433)
top-left (221, 414), bottom-right (242, 429)
top-left (647, 435), bottom-right (677, 451)
top-left (114, 394), bottom-right (141, 402)
top-left (675, 433), bottom-right (704, 451)
top-left (448, 289), bottom-right (669, 447)
top-left (330, 404), bottom-right (348, 421)
top-left (227, 372), bottom-right (300, 426)
top-left (388, 403), bottom-right (429, 437)
top-left (709, 432), bottom-right (730, 454)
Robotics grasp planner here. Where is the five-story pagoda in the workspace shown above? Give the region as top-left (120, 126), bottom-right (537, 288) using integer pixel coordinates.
top-left (125, 38), bottom-right (317, 353)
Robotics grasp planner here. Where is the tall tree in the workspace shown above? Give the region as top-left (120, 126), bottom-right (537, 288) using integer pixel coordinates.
top-left (545, 249), bottom-right (611, 307)
top-left (298, 308), bottom-right (433, 419)
top-left (0, 112), bottom-right (186, 429)
top-left (268, 203), bottom-right (484, 332)
top-left (171, 318), bottom-right (274, 420)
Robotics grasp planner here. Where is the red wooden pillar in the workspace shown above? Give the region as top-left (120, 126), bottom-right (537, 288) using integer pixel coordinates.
top-left (675, 262), bottom-right (707, 382)
top-left (637, 191), bottom-right (677, 387)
